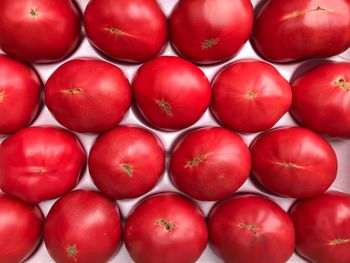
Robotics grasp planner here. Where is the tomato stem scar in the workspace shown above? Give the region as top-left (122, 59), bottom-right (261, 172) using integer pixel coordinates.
top-left (202, 38), bottom-right (219, 49)
top-left (282, 6), bottom-right (334, 20)
top-left (156, 99), bottom-right (173, 117)
top-left (62, 88), bottom-right (84, 94)
top-left (121, 163), bottom-right (133, 177)
top-left (238, 223), bottom-right (259, 235)
top-left (0, 91), bottom-right (4, 103)
top-left (333, 77), bottom-right (350, 90)
top-left (29, 8), bottom-right (39, 17)
top-left (155, 219), bottom-right (176, 232)
top-left (329, 238), bottom-right (350, 245)
top-left (274, 162), bottom-right (304, 169)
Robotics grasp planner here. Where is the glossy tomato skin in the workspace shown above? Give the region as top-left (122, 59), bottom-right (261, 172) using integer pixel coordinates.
top-left (211, 60), bottom-right (292, 133)
top-left (0, 126), bottom-right (86, 203)
top-left (124, 192), bottom-right (208, 263)
top-left (0, 55), bottom-right (41, 134)
top-left (289, 191), bottom-right (350, 263)
top-left (170, 0), bottom-right (253, 64)
top-left (0, 0), bottom-right (81, 63)
top-left (208, 194), bottom-right (295, 263)
top-left (45, 59), bottom-right (131, 133)
top-left (0, 195), bottom-right (43, 263)
top-left (252, 0), bottom-right (350, 62)
top-left (44, 190), bottom-right (122, 263)
top-left (250, 127), bottom-right (337, 198)
top-left (132, 56), bottom-right (211, 131)
top-left (291, 62), bottom-right (350, 138)
top-left (170, 127), bottom-right (251, 201)
top-left (84, 0), bottom-right (167, 63)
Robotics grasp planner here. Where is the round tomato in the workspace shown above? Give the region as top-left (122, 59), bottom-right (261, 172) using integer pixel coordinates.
top-left (252, 0), bottom-right (350, 62)
top-left (45, 58), bottom-right (131, 133)
top-left (44, 190), bottom-right (122, 263)
top-left (0, 126), bottom-right (85, 203)
top-left (211, 60), bottom-right (292, 133)
top-left (0, 55), bottom-right (41, 134)
top-left (0, 194), bottom-right (43, 263)
top-left (124, 192), bottom-right (208, 263)
top-left (170, 127), bottom-right (251, 201)
top-left (250, 127), bottom-right (337, 198)
top-left (0, 0), bottom-right (81, 63)
top-left (208, 194), bottom-right (295, 263)
top-left (170, 0), bottom-right (253, 64)
top-left (132, 56), bottom-right (211, 131)
top-left (289, 191), bottom-right (350, 263)
top-left (291, 62), bottom-right (350, 138)
top-left (84, 0), bottom-right (167, 63)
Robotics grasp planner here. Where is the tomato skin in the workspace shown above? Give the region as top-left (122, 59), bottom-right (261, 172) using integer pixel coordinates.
top-left (132, 56), bottom-right (211, 131)
top-left (170, 0), bottom-right (253, 64)
top-left (250, 127), bottom-right (337, 198)
top-left (0, 126), bottom-right (86, 204)
top-left (45, 58), bottom-right (131, 134)
top-left (0, 194), bottom-right (43, 263)
top-left (0, 0), bottom-right (81, 63)
top-left (124, 192), bottom-right (208, 263)
top-left (252, 0), bottom-right (350, 62)
top-left (44, 190), bottom-right (122, 263)
top-left (170, 127), bottom-right (251, 201)
top-left (84, 0), bottom-right (167, 63)
top-left (208, 194), bottom-right (295, 263)
top-left (211, 60), bottom-right (292, 133)
top-left (289, 191), bottom-right (350, 263)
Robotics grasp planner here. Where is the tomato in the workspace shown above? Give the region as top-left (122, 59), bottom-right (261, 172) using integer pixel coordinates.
top-left (169, 0), bottom-right (253, 64)
top-left (208, 194), bottom-right (295, 263)
top-left (132, 56), bottom-right (211, 131)
top-left (291, 62), bottom-right (350, 138)
top-left (45, 58), bottom-right (131, 133)
top-left (44, 190), bottom-right (122, 263)
top-left (0, 194), bottom-right (43, 263)
top-left (0, 55), bottom-right (41, 134)
top-left (289, 191), bottom-right (350, 263)
top-left (0, 0), bottom-right (81, 63)
top-left (170, 127), bottom-right (251, 201)
top-left (211, 60), bottom-right (292, 133)
top-left (0, 126), bottom-right (85, 204)
top-left (84, 0), bottom-right (167, 63)
top-left (124, 192), bottom-right (208, 263)
top-left (252, 0), bottom-right (350, 62)
top-left (250, 127), bottom-right (337, 198)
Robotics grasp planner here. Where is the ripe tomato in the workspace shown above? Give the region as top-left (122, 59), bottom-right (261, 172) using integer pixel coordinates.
top-left (84, 0), bottom-right (167, 63)
top-left (0, 55), bottom-right (41, 134)
top-left (211, 60), bottom-right (292, 133)
top-left (250, 127), bottom-right (337, 198)
top-left (44, 190), bottom-right (122, 263)
top-left (0, 126), bottom-right (85, 203)
top-left (0, 195), bottom-right (43, 263)
top-left (124, 192), bottom-right (208, 263)
top-left (252, 0), bottom-right (350, 62)
top-left (45, 58), bottom-right (131, 133)
top-left (289, 191), bottom-right (350, 263)
top-left (0, 0), bottom-right (81, 63)
top-left (170, 0), bottom-right (253, 64)
top-left (208, 194), bottom-right (295, 263)
top-left (291, 62), bottom-right (350, 138)
top-left (132, 56), bottom-right (211, 131)
top-left (170, 127), bottom-right (251, 201)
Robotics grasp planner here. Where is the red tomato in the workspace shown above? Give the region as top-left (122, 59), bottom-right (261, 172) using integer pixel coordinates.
top-left (291, 62), bottom-right (350, 138)
top-left (44, 190), bottom-right (122, 263)
top-left (0, 55), bottom-right (41, 134)
top-left (170, 0), bottom-right (253, 64)
top-left (170, 127), bottom-right (251, 201)
top-left (250, 127), bottom-right (337, 198)
top-left (0, 0), bottom-right (81, 63)
top-left (45, 59), bottom-right (131, 133)
top-left (208, 194), bottom-right (295, 263)
top-left (211, 60), bottom-right (292, 133)
top-left (124, 192), bottom-right (208, 263)
top-left (252, 0), bottom-right (350, 62)
top-left (84, 0), bottom-right (167, 63)
top-left (132, 56), bottom-right (211, 131)
top-left (289, 191), bottom-right (350, 263)
top-left (0, 194), bottom-right (43, 263)
top-left (0, 126), bottom-right (85, 203)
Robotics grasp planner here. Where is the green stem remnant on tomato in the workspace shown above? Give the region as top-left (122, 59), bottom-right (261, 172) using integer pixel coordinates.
top-left (275, 161), bottom-right (304, 169)
top-left (201, 38), bottom-right (219, 50)
top-left (29, 8), bottom-right (39, 17)
top-left (238, 223), bottom-right (259, 235)
top-left (155, 219), bottom-right (176, 233)
top-left (62, 88), bottom-right (84, 94)
top-left (333, 77), bottom-right (350, 90)
top-left (245, 90), bottom-right (257, 99)
top-left (329, 238), bottom-right (350, 245)
top-left (282, 6), bottom-right (333, 20)
top-left (156, 99), bottom-right (173, 117)
top-left (0, 91), bottom-right (4, 103)
top-left (121, 163), bottom-right (133, 177)
top-left (66, 245), bottom-right (77, 257)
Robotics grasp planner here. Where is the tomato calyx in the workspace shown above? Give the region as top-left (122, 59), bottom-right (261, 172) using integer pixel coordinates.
top-left (201, 38), bottom-right (219, 50)
top-left (62, 88), bottom-right (84, 94)
top-left (121, 163), bottom-right (133, 177)
top-left (155, 219), bottom-right (176, 232)
top-left (0, 91), bottom-right (4, 103)
top-left (66, 245), bottom-right (78, 258)
top-left (333, 77), bottom-right (350, 90)
top-left (29, 8), bottom-right (39, 17)
top-left (156, 99), bottom-right (173, 117)
top-left (238, 223), bottom-right (260, 235)
top-left (282, 6), bottom-right (333, 20)
top-left (329, 238), bottom-right (350, 245)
